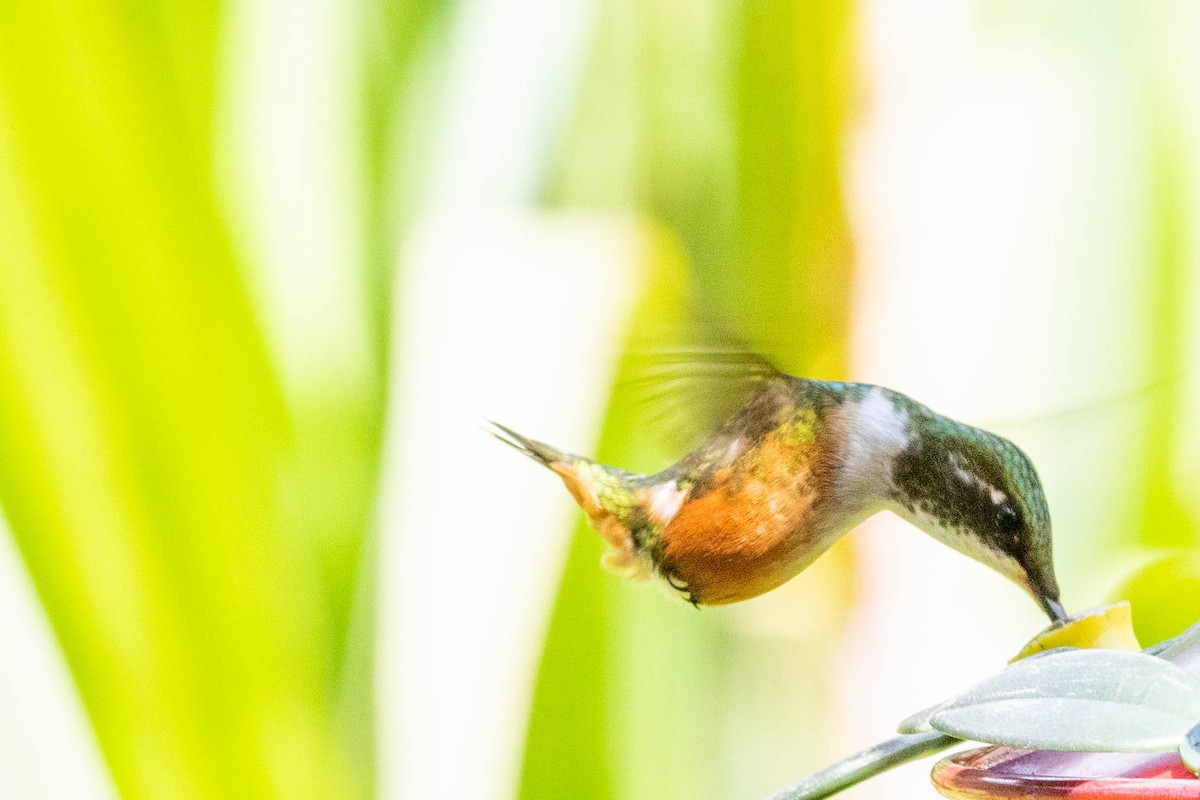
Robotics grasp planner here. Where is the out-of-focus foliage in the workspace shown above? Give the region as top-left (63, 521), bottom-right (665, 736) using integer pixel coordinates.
top-left (961, 5), bottom-right (1200, 642)
top-left (1117, 555), bottom-right (1200, 649)
top-left (1110, 85), bottom-right (1200, 647)
top-left (546, 1), bottom-right (854, 369)
top-left (0, 3), bottom-right (303, 797)
top-left (0, 0), bottom-right (440, 796)
top-left (360, 0), bottom-right (453, 364)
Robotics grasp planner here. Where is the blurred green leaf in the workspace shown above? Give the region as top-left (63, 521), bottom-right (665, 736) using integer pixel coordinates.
top-left (1114, 553), bottom-right (1200, 647)
top-left (361, 0), bottom-right (452, 369)
top-left (333, 0), bottom-right (455, 786)
top-left (516, 518), bottom-right (618, 800)
top-left (1131, 122), bottom-right (1194, 551)
top-left (722, 0), bottom-right (855, 368)
top-left (0, 0), bottom-right (429, 796)
top-left (929, 650), bottom-right (1200, 752)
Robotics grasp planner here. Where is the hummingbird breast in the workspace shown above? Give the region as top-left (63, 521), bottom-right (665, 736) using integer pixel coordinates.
top-left (650, 386), bottom-right (844, 605)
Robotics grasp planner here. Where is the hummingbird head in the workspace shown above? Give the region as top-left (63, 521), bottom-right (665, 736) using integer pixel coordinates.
top-left (888, 406), bottom-right (1065, 623)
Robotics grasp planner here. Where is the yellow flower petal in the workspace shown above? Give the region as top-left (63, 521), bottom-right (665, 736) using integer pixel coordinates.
top-left (1011, 601), bottom-right (1141, 662)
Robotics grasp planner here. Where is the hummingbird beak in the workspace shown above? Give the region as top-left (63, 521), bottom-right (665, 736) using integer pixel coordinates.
top-left (1026, 567), bottom-right (1067, 624)
top-left (1039, 594), bottom-right (1068, 625)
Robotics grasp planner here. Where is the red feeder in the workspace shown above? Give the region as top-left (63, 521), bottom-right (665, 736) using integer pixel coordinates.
top-left (933, 744), bottom-right (1200, 799)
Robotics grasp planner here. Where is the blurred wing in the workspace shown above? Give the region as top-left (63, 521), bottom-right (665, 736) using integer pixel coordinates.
top-left (622, 326), bottom-right (783, 457)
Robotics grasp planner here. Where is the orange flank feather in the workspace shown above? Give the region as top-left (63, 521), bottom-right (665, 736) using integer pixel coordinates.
top-left (658, 428), bottom-right (832, 605)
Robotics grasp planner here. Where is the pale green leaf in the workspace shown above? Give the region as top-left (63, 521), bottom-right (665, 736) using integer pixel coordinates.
top-left (896, 647), bottom-right (1076, 735)
top-left (929, 650), bottom-right (1200, 752)
top-left (896, 703), bottom-right (940, 735)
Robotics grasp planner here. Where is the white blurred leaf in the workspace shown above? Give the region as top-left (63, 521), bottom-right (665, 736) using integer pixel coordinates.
top-left (928, 649), bottom-right (1200, 752)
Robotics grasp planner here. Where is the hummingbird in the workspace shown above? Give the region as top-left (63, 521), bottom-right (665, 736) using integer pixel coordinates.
top-left (490, 358), bottom-right (1066, 623)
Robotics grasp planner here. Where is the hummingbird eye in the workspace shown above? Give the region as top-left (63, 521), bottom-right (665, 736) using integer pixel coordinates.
top-left (996, 504), bottom-right (1022, 535)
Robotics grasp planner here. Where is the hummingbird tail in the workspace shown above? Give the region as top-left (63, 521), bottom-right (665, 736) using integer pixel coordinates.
top-left (484, 420), bottom-right (567, 466)
top-left (486, 420), bottom-right (657, 582)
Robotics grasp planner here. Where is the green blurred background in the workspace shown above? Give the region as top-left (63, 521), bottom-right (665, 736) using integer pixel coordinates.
top-left (2, 1), bottom-right (1200, 798)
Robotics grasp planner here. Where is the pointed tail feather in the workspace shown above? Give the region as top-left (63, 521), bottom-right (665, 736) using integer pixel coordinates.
top-left (484, 420), bottom-right (568, 467)
top-left (485, 420), bottom-right (654, 580)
